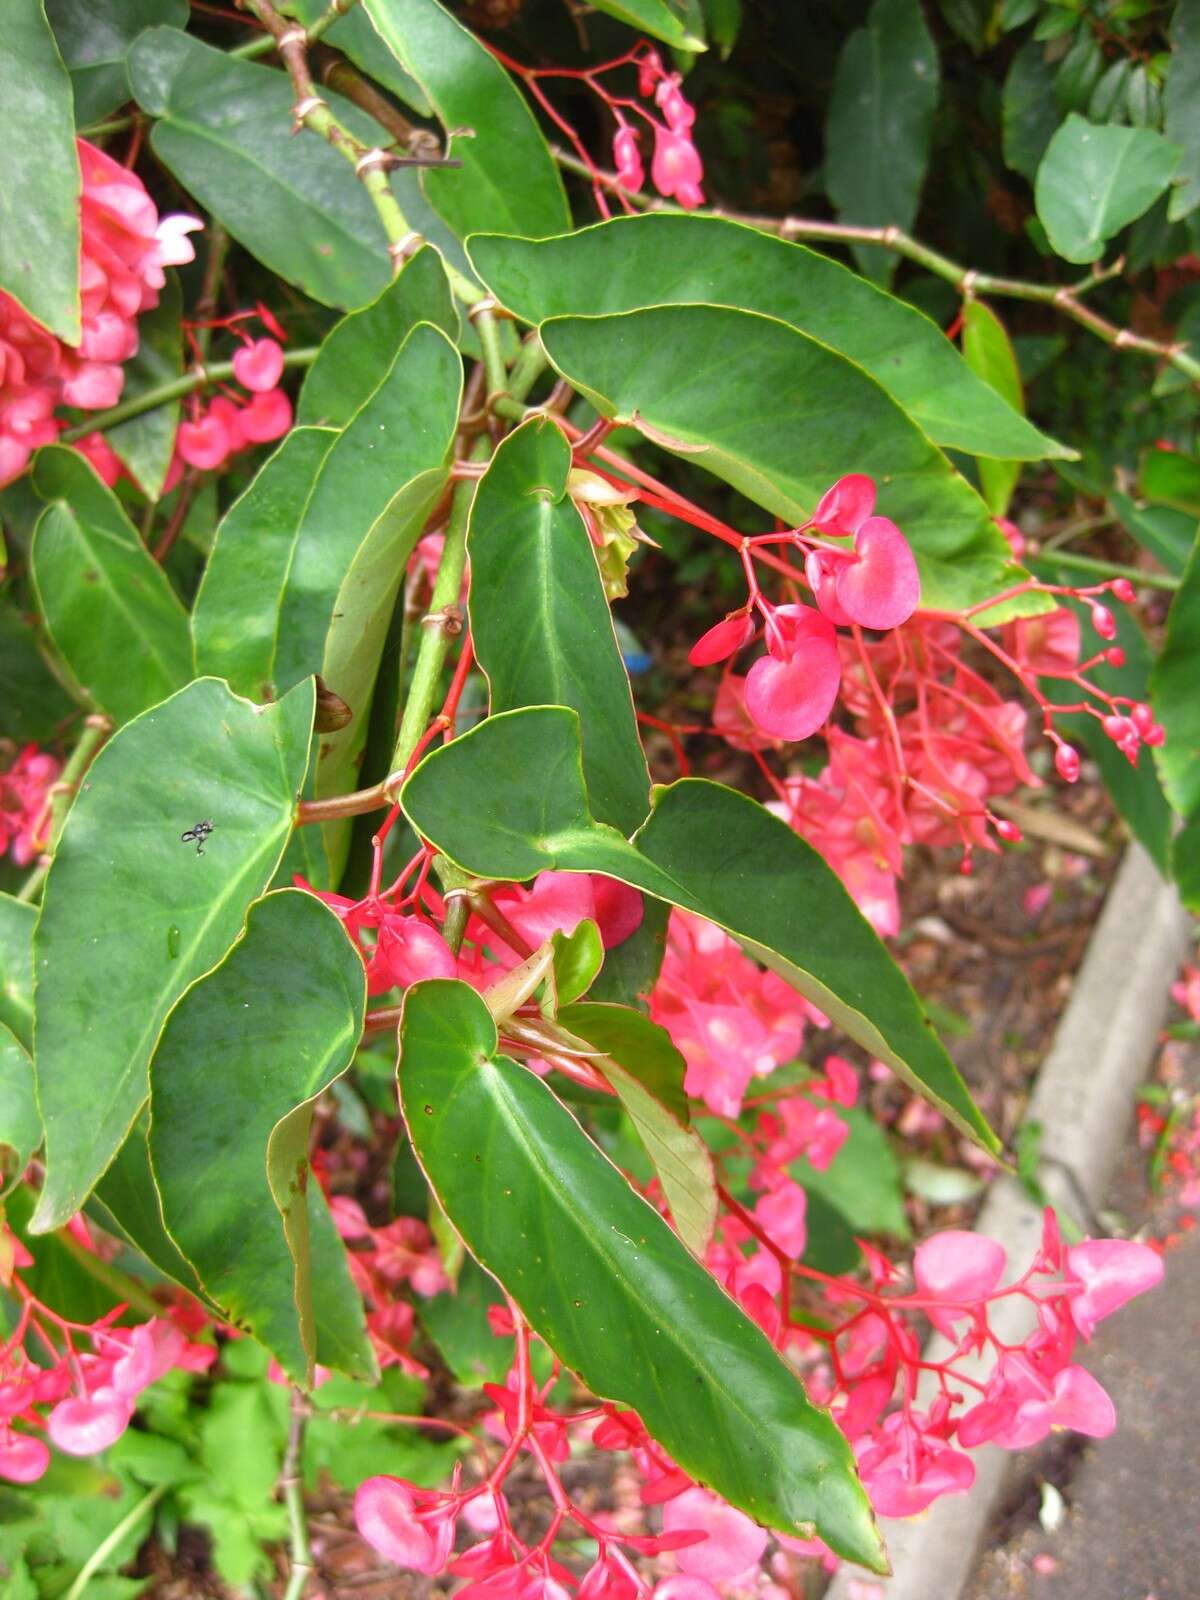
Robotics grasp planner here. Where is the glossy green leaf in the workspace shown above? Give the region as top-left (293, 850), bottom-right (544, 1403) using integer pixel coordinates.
top-left (31, 675), bottom-right (315, 1232)
top-left (31, 451), bottom-right (191, 725)
top-left (360, 0), bottom-right (569, 242)
top-left (91, 1116), bottom-right (211, 1304)
top-left (149, 889), bottom-right (374, 1383)
top-left (1138, 446), bottom-right (1200, 516)
top-left (587, 0), bottom-right (705, 48)
top-left (0, 1023), bottom-right (39, 1198)
top-left (0, 893), bottom-right (36, 1050)
top-left (194, 323), bottom-right (461, 701)
top-left (107, 272), bottom-right (184, 501)
top-left (0, 595), bottom-right (77, 743)
top-left (551, 922), bottom-right (603, 1008)
top-left (1108, 490), bottom-right (1196, 575)
top-left (799, 1099), bottom-right (909, 1240)
top-left (402, 707), bottom-right (996, 1149)
top-left (290, 0), bottom-right (430, 114)
top-left (469, 418), bottom-right (650, 834)
top-left (1151, 526), bottom-right (1200, 819)
top-left (6, 1185), bottom-right (122, 1324)
top-left (538, 306), bottom-right (1022, 612)
top-left (0, 0), bottom-right (80, 342)
top-left (588, 895), bottom-right (669, 1009)
top-left (560, 1002), bottom-right (689, 1123)
top-left (315, 464), bottom-right (450, 876)
top-left (129, 29), bottom-right (393, 309)
top-left (399, 978), bottom-right (885, 1569)
top-left (560, 1000), bottom-right (714, 1255)
top-left (1002, 37), bottom-right (1059, 181)
top-left (960, 299), bottom-right (1023, 515)
top-left (1035, 114), bottom-right (1182, 263)
top-left (824, 0), bottom-right (939, 285)
top-left (1165, 0), bottom-right (1200, 221)
top-left (45, 0), bottom-right (187, 125)
top-left (1172, 809), bottom-right (1200, 910)
top-left (703, 0), bottom-right (741, 54)
top-left (297, 248), bottom-right (458, 428)
top-left (469, 217), bottom-right (1070, 464)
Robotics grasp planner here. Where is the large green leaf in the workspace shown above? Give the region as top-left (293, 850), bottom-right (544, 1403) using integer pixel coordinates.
top-left (1165, 0), bottom-right (1200, 221)
top-left (0, 893), bottom-right (36, 1050)
top-left (0, 1023), bottom-right (39, 1198)
top-left (0, 0), bottom-right (80, 343)
top-left (31, 450), bottom-right (191, 725)
top-left (45, 0), bottom-right (186, 125)
top-left (402, 707), bottom-right (996, 1149)
top-left (360, 0), bottom-right (569, 242)
top-left (1151, 526), bottom-right (1200, 820)
top-left (1002, 36), bottom-right (1059, 181)
top-left (587, 0), bottom-right (705, 48)
top-left (194, 323), bottom-right (461, 700)
top-left (31, 676), bottom-right (315, 1232)
top-left (91, 1116), bottom-right (211, 1304)
top-left (468, 218), bottom-right (1069, 464)
top-left (107, 272), bottom-right (184, 501)
top-left (824, 0), bottom-right (939, 285)
top-left (149, 890), bottom-right (374, 1383)
top-left (296, 247), bottom-right (458, 428)
top-left (1173, 810), bottom-right (1200, 911)
top-left (398, 977), bottom-right (885, 1570)
top-left (1035, 114), bottom-right (1182, 264)
top-left (468, 418), bottom-right (649, 834)
top-left (0, 595), bottom-right (77, 744)
top-left (960, 300), bottom-right (1023, 516)
top-left (128, 28), bottom-right (394, 309)
top-left (537, 306), bottom-right (1022, 612)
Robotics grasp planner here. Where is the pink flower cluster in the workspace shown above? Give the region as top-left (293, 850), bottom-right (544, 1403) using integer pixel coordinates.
top-left (174, 334), bottom-right (292, 472)
top-left (611, 50), bottom-right (705, 210)
top-left (0, 744), bottom-right (60, 866)
top-left (331, 1194), bottom-right (448, 1376)
top-left (0, 1223), bottom-right (213, 1485)
top-left (0, 140), bottom-right (200, 486)
top-left (649, 910), bottom-right (826, 1116)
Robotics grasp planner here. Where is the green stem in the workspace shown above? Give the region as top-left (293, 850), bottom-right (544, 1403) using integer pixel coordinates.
top-left (76, 114), bottom-right (136, 139)
top-left (65, 1483), bottom-right (167, 1600)
top-left (474, 307), bottom-right (509, 400)
top-left (306, 0), bottom-right (360, 45)
top-left (59, 347), bottom-right (318, 442)
top-left (17, 715), bottom-right (112, 904)
top-left (281, 1388), bottom-right (314, 1600)
top-left (507, 336), bottom-right (549, 405)
top-left (385, 440), bottom-right (489, 795)
top-left (53, 1224), bottom-right (165, 1319)
top-left (1035, 547), bottom-right (1180, 592)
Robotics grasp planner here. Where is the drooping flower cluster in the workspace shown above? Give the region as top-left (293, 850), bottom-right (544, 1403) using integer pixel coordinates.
top-left (0, 139), bottom-right (201, 486)
top-left (0, 744), bottom-right (60, 866)
top-left (174, 320), bottom-right (292, 473)
top-left (649, 910), bottom-right (826, 1116)
top-left (330, 1194), bottom-right (448, 1376)
top-left (0, 1217), bottom-right (214, 1484)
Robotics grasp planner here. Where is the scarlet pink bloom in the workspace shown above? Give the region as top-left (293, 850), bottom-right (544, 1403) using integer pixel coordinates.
top-left (813, 474), bottom-right (875, 537)
top-left (857, 1408), bottom-right (974, 1517)
top-left (1063, 1239), bottom-right (1164, 1338)
top-left (712, 674), bottom-right (778, 751)
top-left (745, 605), bottom-right (841, 742)
top-left (651, 126), bottom-right (704, 209)
top-left (0, 1431), bottom-right (50, 1483)
top-left (655, 73), bottom-right (696, 132)
top-left (233, 336), bottom-right (285, 392)
top-left (177, 410), bottom-right (231, 470)
top-left (913, 1231), bottom-right (1006, 1335)
top-left (1004, 608), bottom-right (1081, 675)
top-left (0, 744), bottom-right (59, 866)
top-left (375, 917), bottom-right (457, 990)
top-left (489, 871), bottom-right (642, 954)
top-left (612, 124), bottom-right (644, 192)
top-left (236, 386), bottom-right (292, 443)
top-left (47, 1389), bottom-right (134, 1455)
top-left (754, 1177), bottom-right (807, 1259)
top-left (805, 549), bottom-right (852, 626)
top-left (73, 431), bottom-right (124, 487)
top-left (354, 1476), bottom-right (459, 1574)
top-left (661, 1489), bottom-right (768, 1581)
top-left (834, 516), bottom-right (920, 630)
top-left (688, 611), bottom-right (755, 667)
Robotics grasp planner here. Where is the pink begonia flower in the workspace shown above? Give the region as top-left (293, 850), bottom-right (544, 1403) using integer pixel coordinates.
top-left (1063, 1238), bottom-right (1164, 1338)
top-left (812, 473), bottom-right (876, 537)
top-left (374, 917), bottom-right (457, 989)
top-left (73, 431), bottom-right (125, 487)
top-left (712, 674), bottom-right (778, 752)
top-left (239, 386), bottom-right (293, 443)
top-left (661, 1489), bottom-right (768, 1581)
top-left (1004, 607), bottom-right (1081, 676)
top-left (354, 1476), bottom-right (458, 1574)
top-left (834, 516), bottom-right (920, 630)
top-left (653, 1579), bottom-right (721, 1600)
top-left (805, 549), bottom-right (852, 626)
top-left (232, 336), bottom-right (285, 392)
top-left (0, 744), bottom-right (60, 865)
top-left (0, 1431), bottom-right (51, 1483)
top-left (958, 1358), bottom-right (1116, 1451)
top-left (613, 124), bottom-right (644, 192)
top-left (754, 1177), bottom-right (807, 1259)
top-left (688, 610), bottom-right (755, 667)
top-left (177, 410), bottom-right (231, 470)
top-left (856, 1408), bottom-right (975, 1518)
top-left (48, 1389), bottom-right (134, 1455)
top-left (913, 1231), bottom-right (1006, 1336)
top-left (490, 871), bottom-right (642, 954)
top-left (745, 605), bottom-right (841, 742)
top-left (651, 126), bottom-right (704, 209)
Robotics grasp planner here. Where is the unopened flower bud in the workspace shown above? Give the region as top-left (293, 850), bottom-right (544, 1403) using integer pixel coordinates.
top-left (1055, 743), bottom-right (1080, 783)
top-left (1105, 646), bottom-right (1125, 667)
top-left (1089, 603), bottom-right (1116, 640)
top-left (995, 819), bottom-right (1022, 844)
top-left (567, 467), bottom-right (637, 507)
top-left (1130, 702), bottom-right (1155, 734)
top-left (1109, 578), bottom-right (1136, 604)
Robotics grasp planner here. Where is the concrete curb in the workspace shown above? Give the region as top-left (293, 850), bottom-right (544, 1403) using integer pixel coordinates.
top-left (824, 843), bottom-right (1194, 1600)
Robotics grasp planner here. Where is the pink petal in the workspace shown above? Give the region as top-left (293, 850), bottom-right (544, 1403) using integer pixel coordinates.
top-left (0, 1432), bottom-right (50, 1483)
top-left (805, 549), bottom-right (852, 626)
top-left (688, 612), bottom-right (755, 666)
top-left (744, 646), bottom-right (840, 742)
top-left (354, 1477), bottom-right (439, 1572)
top-left (1065, 1239), bottom-right (1163, 1338)
top-left (835, 517), bottom-right (920, 630)
top-left (661, 1489), bottom-right (768, 1582)
top-left (589, 876), bottom-right (644, 947)
top-left (813, 474), bottom-right (875, 536)
top-left (914, 1230), bottom-right (1006, 1306)
top-left (47, 1389), bottom-right (133, 1455)
top-left (239, 387), bottom-right (293, 443)
top-left (233, 337), bottom-right (286, 393)
top-left (1051, 1365), bottom-right (1115, 1438)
